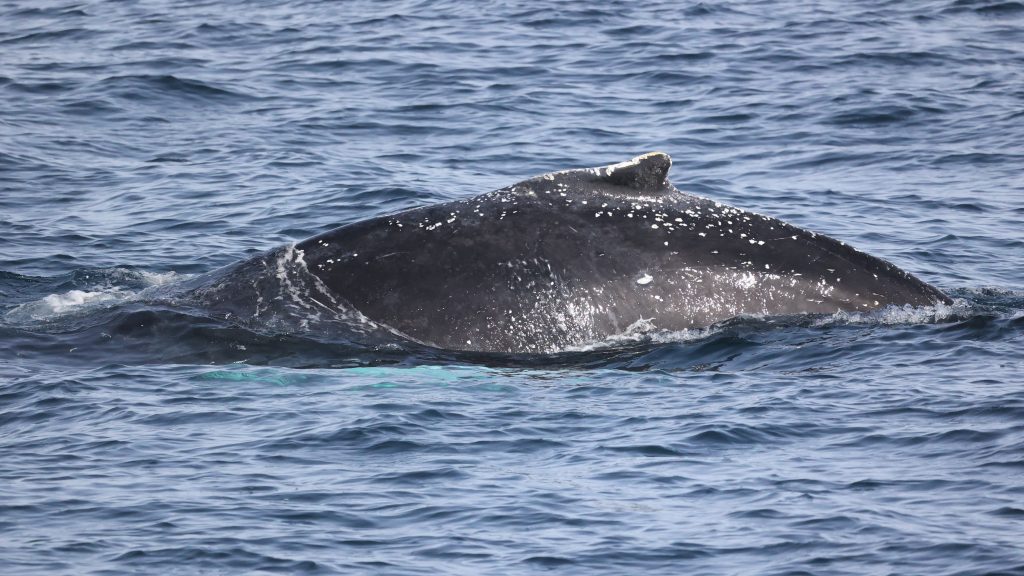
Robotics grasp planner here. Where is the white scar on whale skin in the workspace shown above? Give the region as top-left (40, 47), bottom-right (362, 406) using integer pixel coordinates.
top-left (602, 151), bottom-right (672, 177)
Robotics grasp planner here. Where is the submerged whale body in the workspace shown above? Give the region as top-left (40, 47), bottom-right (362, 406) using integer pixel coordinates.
top-left (189, 152), bottom-right (950, 353)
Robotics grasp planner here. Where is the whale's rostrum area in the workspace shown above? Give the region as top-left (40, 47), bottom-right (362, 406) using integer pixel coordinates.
top-left (236, 152), bottom-right (944, 354)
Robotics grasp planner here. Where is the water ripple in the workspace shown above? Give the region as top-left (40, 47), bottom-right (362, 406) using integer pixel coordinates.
top-left (1, 0), bottom-right (1022, 574)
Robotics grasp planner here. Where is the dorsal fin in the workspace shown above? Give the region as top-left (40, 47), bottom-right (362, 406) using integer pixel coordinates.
top-left (601, 152), bottom-right (672, 192)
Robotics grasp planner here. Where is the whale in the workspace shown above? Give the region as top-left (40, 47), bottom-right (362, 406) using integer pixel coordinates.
top-left (185, 152), bottom-right (950, 353)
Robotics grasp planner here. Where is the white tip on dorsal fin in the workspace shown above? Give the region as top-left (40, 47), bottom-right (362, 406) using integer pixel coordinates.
top-left (601, 152), bottom-right (672, 192)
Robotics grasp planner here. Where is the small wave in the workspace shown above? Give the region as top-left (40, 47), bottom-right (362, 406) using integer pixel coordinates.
top-left (0, 27), bottom-right (98, 46)
top-left (946, 0), bottom-right (1024, 16)
top-left (2, 269), bottom-right (189, 325)
top-left (956, 286), bottom-right (1024, 300)
top-left (565, 318), bottom-right (718, 353)
top-left (814, 299), bottom-right (973, 327)
top-left (136, 270), bottom-right (185, 287)
top-left (95, 74), bottom-right (256, 104)
top-left (565, 300), bottom-right (974, 353)
top-left (825, 105), bottom-right (922, 127)
top-left (4, 288), bottom-right (131, 323)
top-left (976, 1), bottom-right (1024, 15)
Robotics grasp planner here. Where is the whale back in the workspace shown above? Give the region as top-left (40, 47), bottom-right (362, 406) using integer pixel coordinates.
top-left (292, 153), bottom-right (949, 352)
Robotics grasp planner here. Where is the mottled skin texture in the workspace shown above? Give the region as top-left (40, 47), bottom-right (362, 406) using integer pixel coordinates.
top-left (290, 152), bottom-right (949, 353)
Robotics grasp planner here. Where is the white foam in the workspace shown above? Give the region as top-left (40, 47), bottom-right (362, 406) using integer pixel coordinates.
top-left (3, 268), bottom-right (192, 325)
top-left (813, 299), bottom-right (970, 327)
top-left (566, 317), bottom-right (716, 352)
top-left (5, 288), bottom-right (130, 323)
top-left (561, 298), bottom-right (975, 353)
top-left (138, 270), bottom-right (186, 287)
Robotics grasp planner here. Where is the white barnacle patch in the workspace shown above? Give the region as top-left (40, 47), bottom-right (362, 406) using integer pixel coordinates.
top-left (651, 224), bottom-right (659, 229)
top-left (636, 274), bottom-right (653, 285)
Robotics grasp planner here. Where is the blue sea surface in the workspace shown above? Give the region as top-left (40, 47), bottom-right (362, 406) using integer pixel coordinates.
top-left (2, 1), bottom-right (1023, 574)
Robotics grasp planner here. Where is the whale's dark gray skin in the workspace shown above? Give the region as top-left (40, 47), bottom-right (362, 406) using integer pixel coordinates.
top-left (189, 152), bottom-right (950, 354)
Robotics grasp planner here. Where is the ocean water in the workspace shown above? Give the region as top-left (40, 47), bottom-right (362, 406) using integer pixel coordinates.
top-left (2, 0), bottom-right (1023, 574)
